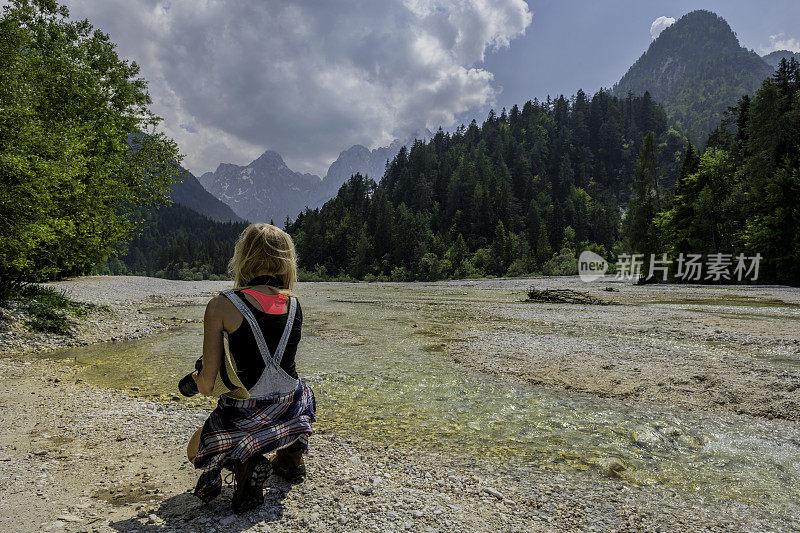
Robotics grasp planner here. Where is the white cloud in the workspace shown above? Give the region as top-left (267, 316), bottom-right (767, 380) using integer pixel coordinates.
top-left (649, 16), bottom-right (675, 40)
top-left (62, 0), bottom-right (532, 176)
top-left (758, 33), bottom-right (800, 55)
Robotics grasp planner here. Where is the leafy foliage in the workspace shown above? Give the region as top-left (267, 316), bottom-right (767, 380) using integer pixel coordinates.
top-left (288, 91), bottom-right (684, 280)
top-left (0, 0), bottom-right (182, 282)
top-left (657, 58), bottom-right (800, 283)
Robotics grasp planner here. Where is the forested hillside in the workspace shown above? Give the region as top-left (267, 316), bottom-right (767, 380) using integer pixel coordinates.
top-left (287, 91), bottom-right (686, 280)
top-left (94, 204), bottom-right (247, 280)
top-left (613, 10), bottom-right (772, 147)
top-left (656, 58), bottom-right (800, 283)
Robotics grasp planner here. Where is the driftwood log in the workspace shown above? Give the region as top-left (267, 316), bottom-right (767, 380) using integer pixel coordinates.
top-left (525, 288), bottom-right (612, 305)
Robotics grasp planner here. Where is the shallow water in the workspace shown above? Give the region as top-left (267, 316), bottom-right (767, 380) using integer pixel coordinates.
top-left (43, 284), bottom-right (800, 512)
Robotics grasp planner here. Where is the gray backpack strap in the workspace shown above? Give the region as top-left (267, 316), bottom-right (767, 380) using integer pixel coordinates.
top-left (222, 290), bottom-right (297, 367)
top-left (222, 289), bottom-right (273, 365)
top-left (273, 296), bottom-right (297, 366)
top-left (223, 290), bottom-right (300, 399)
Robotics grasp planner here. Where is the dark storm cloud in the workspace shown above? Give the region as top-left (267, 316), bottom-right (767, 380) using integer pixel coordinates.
top-left (63, 0), bottom-right (532, 176)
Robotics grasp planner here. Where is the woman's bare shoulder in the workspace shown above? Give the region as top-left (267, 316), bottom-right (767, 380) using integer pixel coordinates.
top-left (205, 293), bottom-right (237, 316)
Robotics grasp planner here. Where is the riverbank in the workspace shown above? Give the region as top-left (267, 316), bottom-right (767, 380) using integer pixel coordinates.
top-left (440, 278), bottom-right (800, 421)
top-left (0, 276), bottom-right (231, 356)
top-left (1, 276), bottom-right (798, 532)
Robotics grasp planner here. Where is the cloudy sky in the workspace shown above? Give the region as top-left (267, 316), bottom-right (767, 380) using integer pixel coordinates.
top-left (58, 0), bottom-right (800, 177)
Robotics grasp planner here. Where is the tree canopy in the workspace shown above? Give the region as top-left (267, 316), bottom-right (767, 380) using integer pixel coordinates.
top-left (288, 91), bottom-right (685, 281)
top-left (0, 0), bottom-right (182, 281)
top-left (657, 58), bottom-right (800, 283)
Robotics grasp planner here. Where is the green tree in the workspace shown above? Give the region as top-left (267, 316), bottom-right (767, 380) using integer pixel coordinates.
top-left (659, 148), bottom-right (736, 254)
top-left (656, 142), bottom-right (701, 255)
top-left (0, 0), bottom-right (181, 281)
top-left (624, 132), bottom-right (661, 257)
top-left (740, 58), bottom-right (800, 281)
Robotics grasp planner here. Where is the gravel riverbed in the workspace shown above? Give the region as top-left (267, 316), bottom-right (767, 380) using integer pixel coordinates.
top-left (1, 275), bottom-right (798, 532)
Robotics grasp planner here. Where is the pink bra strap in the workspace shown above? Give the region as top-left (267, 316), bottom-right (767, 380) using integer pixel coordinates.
top-left (240, 289), bottom-right (288, 314)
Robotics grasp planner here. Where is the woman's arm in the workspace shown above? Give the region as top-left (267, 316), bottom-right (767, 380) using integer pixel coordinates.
top-left (193, 295), bottom-right (225, 396)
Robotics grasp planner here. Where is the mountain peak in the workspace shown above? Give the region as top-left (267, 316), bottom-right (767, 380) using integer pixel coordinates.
top-left (613, 9), bottom-right (772, 146)
top-left (252, 150), bottom-right (287, 167)
top-left (200, 132), bottom-right (436, 224)
top-left (653, 10), bottom-right (739, 55)
top-left (339, 144), bottom-right (370, 157)
top-left (762, 49), bottom-right (800, 68)
top-left (408, 127), bottom-right (434, 142)
top-left (617, 9), bottom-right (743, 101)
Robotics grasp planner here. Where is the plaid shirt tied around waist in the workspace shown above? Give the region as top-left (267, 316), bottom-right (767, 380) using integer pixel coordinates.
top-left (192, 379), bottom-right (316, 502)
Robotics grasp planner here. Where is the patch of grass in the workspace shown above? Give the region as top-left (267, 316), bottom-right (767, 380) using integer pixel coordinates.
top-left (24, 302), bottom-right (73, 333)
top-left (0, 282), bottom-right (85, 334)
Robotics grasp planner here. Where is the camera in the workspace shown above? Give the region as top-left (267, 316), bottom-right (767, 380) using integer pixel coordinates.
top-left (178, 356), bottom-right (204, 397)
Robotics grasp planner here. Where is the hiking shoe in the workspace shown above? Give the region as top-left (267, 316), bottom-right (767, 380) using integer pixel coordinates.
top-left (231, 455), bottom-right (272, 513)
top-left (271, 461), bottom-right (307, 483)
top-left (270, 441), bottom-right (306, 483)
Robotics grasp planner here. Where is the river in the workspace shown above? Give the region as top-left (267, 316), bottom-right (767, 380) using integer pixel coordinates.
top-left (42, 279), bottom-right (800, 519)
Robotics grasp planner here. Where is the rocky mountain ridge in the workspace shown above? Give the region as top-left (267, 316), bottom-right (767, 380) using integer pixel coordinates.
top-left (200, 129), bottom-right (432, 223)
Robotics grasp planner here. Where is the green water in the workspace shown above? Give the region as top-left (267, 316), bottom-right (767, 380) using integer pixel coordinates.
top-left (42, 288), bottom-right (800, 513)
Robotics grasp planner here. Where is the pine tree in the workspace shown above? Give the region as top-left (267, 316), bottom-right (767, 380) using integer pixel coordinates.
top-left (625, 132), bottom-right (661, 258)
top-left (740, 57), bottom-right (800, 281)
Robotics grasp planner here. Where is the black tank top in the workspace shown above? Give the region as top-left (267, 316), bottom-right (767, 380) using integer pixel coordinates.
top-left (226, 289), bottom-right (303, 388)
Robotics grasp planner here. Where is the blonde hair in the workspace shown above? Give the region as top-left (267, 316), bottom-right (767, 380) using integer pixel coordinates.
top-left (228, 223), bottom-right (297, 293)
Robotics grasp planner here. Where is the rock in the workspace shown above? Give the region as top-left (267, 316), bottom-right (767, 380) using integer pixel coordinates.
top-left (56, 514), bottom-right (82, 523)
top-left (598, 458), bottom-right (627, 478)
top-left (631, 425), bottom-right (665, 448)
top-left (482, 486), bottom-right (505, 500)
top-left (219, 515), bottom-right (237, 526)
top-left (353, 485), bottom-right (374, 496)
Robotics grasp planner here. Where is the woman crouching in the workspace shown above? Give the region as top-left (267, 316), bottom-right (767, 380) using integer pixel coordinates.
top-left (186, 223), bottom-right (316, 512)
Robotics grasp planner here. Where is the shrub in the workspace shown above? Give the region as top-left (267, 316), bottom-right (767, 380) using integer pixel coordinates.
top-left (541, 248), bottom-right (578, 276)
top-left (0, 282), bottom-right (84, 334)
